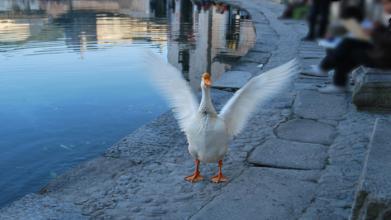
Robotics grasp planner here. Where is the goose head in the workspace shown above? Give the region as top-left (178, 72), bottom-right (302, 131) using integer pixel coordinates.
top-left (199, 72), bottom-right (217, 115)
top-left (201, 72), bottom-right (212, 88)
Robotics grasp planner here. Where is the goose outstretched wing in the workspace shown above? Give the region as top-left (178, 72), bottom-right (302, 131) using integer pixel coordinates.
top-left (219, 59), bottom-right (299, 137)
top-left (142, 50), bottom-right (199, 132)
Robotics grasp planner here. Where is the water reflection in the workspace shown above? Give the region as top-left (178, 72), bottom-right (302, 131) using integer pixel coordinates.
top-left (1, 0), bottom-right (255, 88)
top-left (0, 0), bottom-right (255, 207)
top-left (167, 0), bottom-right (255, 88)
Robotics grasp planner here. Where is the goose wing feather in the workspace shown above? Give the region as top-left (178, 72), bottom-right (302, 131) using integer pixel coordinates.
top-left (219, 59), bottom-right (299, 137)
top-left (142, 50), bottom-right (199, 132)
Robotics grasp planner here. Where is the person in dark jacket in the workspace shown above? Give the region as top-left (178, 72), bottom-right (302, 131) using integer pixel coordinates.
top-left (305, 0), bottom-right (391, 93)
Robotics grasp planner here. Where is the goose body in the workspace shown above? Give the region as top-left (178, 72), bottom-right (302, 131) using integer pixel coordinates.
top-left (186, 113), bottom-right (229, 163)
top-left (186, 80), bottom-right (229, 164)
top-left (143, 51), bottom-right (299, 183)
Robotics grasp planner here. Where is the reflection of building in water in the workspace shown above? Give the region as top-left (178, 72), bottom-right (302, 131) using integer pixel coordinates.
top-left (0, 0), bottom-right (169, 50)
top-left (167, 0), bottom-right (255, 90)
top-left (0, 18), bottom-right (50, 43)
top-left (0, 0), bottom-right (255, 85)
top-left (61, 12), bottom-right (98, 53)
top-left (95, 17), bottom-right (168, 45)
top-left (0, 0), bottom-right (40, 12)
top-left (167, 0), bottom-right (194, 81)
top-left (60, 13), bottom-right (168, 52)
top-left (0, 0), bottom-right (166, 18)
top-left (0, 20), bottom-right (31, 42)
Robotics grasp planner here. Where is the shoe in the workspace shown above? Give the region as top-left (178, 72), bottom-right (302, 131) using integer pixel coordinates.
top-left (318, 38), bottom-right (342, 49)
top-left (302, 65), bottom-right (328, 77)
top-left (318, 84), bottom-right (346, 94)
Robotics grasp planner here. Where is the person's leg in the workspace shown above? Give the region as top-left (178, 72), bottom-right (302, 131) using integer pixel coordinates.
top-left (318, 0), bottom-right (331, 38)
top-left (320, 49), bottom-right (337, 70)
top-left (319, 63), bottom-right (353, 93)
top-left (305, 39), bottom-right (372, 78)
top-left (334, 42), bottom-right (373, 84)
top-left (333, 66), bottom-right (353, 86)
top-left (333, 39), bottom-right (373, 61)
top-left (304, 0), bottom-right (320, 40)
top-left (319, 39), bottom-right (373, 93)
top-left (301, 49), bottom-right (335, 77)
top-left (319, 38), bottom-right (365, 71)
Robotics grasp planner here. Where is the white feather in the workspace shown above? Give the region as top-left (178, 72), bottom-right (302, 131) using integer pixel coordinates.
top-left (219, 59), bottom-right (299, 137)
top-left (142, 50), bottom-right (199, 132)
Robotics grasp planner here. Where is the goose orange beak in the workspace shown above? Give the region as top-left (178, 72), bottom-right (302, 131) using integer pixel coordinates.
top-left (202, 72), bottom-right (212, 86)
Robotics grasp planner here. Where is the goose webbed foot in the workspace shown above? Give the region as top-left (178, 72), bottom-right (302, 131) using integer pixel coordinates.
top-left (185, 159), bottom-right (204, 183)
top-left (211, 160), bottom-right (228, 183)
top-left (211, 173), bottom-right (227, 183)
top-left (185, 172), bottom-right (204, 183)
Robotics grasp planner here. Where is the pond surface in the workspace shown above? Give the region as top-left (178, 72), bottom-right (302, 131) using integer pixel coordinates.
top-left (0, 0), bottom-right (255, 207)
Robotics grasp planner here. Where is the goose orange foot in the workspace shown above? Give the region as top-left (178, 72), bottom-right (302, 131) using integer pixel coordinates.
top-left (185, 172), bottom-right (204, 183)
top-left (211, 173), bottom-right (227, 183)
top-left (185, 159), bottom-right (203, 183)
top-left (211, 160), bottom-right (228, 183)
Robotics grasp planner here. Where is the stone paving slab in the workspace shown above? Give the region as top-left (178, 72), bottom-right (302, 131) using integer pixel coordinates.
top-left (299, 51), bottom-right (325, 56)
top-left (0, 194), bottom-right (85, 220)
top-left (352, 67), bottom-right (391, 110)
top-left (351, 119), bottom-right (391, 220)
top-left (294, 90), bottom-right (348, 120)
top-left (240, 51), bottom-right (271, 64)
top-left (297, 74), bottom-right (329, 82)
top-left (213, 71), bottom-right (253, 89)
top-left (191, 167), bottom-right (320, 220)
top-left (248, 138), bottom-right (328, 170)
top-left (231, 61), bottom-right (262, 74)
top-left (300, 55), bottom-right (325, 60)
top-left (295, 81), bottom-right (327, 90)
top-left (276, 119), bottom-right (337, 145)
top-left (295, 36), bottom-right (388, 220)
top-left (301, 60), bottom-right (323, 69)
top-left (299, 199), bottom-right (351, 220)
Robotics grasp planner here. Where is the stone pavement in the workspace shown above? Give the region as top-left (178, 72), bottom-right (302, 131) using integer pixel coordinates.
top-left (351, 119), bottom-right (391, 219)
top-left (0, 0), bottom-right (389, 219)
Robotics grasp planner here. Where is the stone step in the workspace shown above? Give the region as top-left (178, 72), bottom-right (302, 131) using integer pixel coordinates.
top-left (275, 119), bottom-right (337, 145)
top-left (213, 71), bottom-right (252, 89)
top-left (352, 67), bottom-right (391, 111)
top-left (299, 52), bottom-right (326, 59)
top-left (350, 119), bottom-right (391, 220)
top-left (248, 138), bottom-right (328, 170)
top-left (301, 59), bottom-right (323, 67)
top-left (293, 90), bottom-right (348, 120)
top-left (191, 168), bottom-right (320, 220)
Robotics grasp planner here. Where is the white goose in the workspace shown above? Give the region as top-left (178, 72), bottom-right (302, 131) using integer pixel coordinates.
top-left (144, 52), bottom-right (298, 183)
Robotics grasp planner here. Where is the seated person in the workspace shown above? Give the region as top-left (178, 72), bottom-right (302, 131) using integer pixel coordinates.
top-left (305, 0), bottom-right (391, 94)
top-left (318, 6), bottom-right (365, 48)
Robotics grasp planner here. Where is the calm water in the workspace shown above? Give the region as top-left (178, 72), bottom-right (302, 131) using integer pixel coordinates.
top-left (0, 0), bottom-right (255, 207)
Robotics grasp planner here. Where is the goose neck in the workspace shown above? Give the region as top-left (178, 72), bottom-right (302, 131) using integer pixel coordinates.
top-left (199, 85), bottom-right (216, 115)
